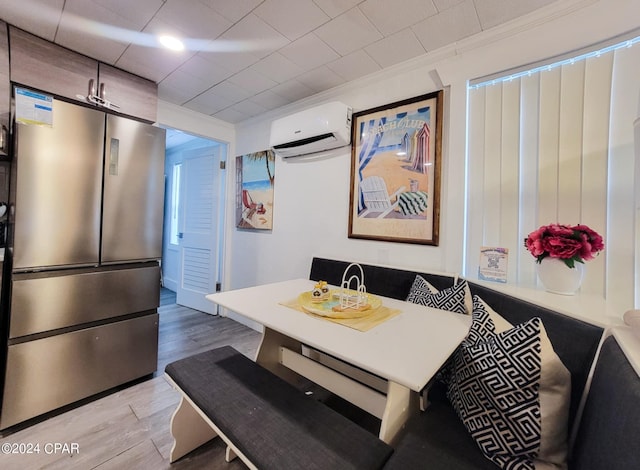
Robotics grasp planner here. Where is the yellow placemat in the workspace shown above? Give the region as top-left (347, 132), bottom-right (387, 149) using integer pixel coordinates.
top-left (280, 298), bottom-right (401, 332)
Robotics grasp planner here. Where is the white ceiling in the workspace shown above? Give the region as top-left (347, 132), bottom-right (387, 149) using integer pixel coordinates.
top-left (0, 0), bottom-right (559, 124)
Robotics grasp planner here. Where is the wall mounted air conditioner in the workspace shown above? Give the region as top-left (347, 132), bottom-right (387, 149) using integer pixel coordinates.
top-left (269, 101), bottom-right (352, 158)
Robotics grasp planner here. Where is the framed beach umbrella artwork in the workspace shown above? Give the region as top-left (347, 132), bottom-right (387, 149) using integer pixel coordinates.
top-left (236, 149), bottom-right (275, 230)
top-left (348, 91), bottom-right (443, 245)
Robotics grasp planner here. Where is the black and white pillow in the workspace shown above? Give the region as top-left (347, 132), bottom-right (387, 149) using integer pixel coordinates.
top-left (447, 296), bottom-right (571, 469)
top-left (406, 275), bottom-right (472, 315)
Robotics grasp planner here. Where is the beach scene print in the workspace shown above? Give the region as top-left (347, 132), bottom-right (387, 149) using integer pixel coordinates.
top-left (350, 94), bottom-right (441, 244)
top-left (236, 150), bottom-right (275, 230)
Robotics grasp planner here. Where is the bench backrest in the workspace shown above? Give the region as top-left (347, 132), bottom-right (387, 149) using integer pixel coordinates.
top-left (570, 334), bottom-right (640, 469)
top-left (309, 257), bottom-right (604, 429)
top-left (310, 257), bottom-right (455, 299)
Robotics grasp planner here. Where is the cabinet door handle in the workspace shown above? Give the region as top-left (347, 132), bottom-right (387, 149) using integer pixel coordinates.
top-left (99, 83), bottom-right (105, 100)
top-left (88, 78), bottom-right (95, 97)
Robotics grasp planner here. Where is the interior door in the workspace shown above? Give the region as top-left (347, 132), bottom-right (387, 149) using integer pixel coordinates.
top-left (176, 146), bottom-right (221, 313)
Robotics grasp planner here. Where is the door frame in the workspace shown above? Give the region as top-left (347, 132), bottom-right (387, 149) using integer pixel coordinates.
top-left (161, 128), bottom-right (227, 312)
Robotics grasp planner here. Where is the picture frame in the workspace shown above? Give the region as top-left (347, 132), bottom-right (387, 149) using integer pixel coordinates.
top-left (235, 149), bottom-right (275, 230)
top-left (348, 90), bottom-right (443, 245)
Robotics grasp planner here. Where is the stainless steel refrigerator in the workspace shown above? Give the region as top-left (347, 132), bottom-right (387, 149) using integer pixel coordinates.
top-left (0, 93), bottom-right (165, 429)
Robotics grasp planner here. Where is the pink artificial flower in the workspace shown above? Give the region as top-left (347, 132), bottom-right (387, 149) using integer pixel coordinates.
top-left (573, 224), bottom-right (604, 252)
top-left (544, 236), bottom-right (582, 259)
top-left (546, 224), bottom-right (574, 238)
top-left (524, 226), bottom-right (546, 256)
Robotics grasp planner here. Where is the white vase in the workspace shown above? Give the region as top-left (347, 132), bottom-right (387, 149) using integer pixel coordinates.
top-left (536, 258), bottom-right (584, 295)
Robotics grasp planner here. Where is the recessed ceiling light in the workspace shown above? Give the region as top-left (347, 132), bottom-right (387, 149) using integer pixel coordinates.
top-left (159, 35), bottom-right (184, 51)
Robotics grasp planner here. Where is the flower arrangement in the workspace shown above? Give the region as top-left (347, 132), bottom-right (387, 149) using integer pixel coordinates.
top-left (524, 223), bottom-right (604, 268)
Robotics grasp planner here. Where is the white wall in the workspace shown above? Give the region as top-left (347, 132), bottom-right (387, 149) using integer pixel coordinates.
top-left (226, 0), bottom-right (639, 296)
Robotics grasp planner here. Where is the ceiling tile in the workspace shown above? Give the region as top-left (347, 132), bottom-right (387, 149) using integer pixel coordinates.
top-left (314, 7), bottom-right (383, 56)
top-left (206, 80), bottom-right (253, 103)
top-left (270, 79), bottom-right (316, 102)
top-left (215, 107), bottom-right (249, 123)
top-left (199, 0), bottom-right (262, 23)
top-left (158, 69), bottom-right (213, 104)
top-left (248, 53), bottom-right (304, 83)
top-left (359, 0), bottom-right (437, 36)
top-left (433, 0), bottom-right (466, 11)
top-left (227, 68), bottom-right (279, 95)
top-left (250, 89), bottom-right (291, 109)
top-left (327, 49), bottom-right (381, 82)
top-left (364, 28), bottom-right (426, 68)
top-left (178, 54), bottom-right (234, 84)
top-left (254, 0), bottom-right (330, 41)
top-left (183, 87), bottom-right (236, 115)
top-left (115, 17), bottom-right (196, 81)
top-left (0, 0), bottom-right (64, 40)
top-left (279, 33), bottom-right (340, 70)
top-left (230, 99), bottom-right (267, 116)
top-left (197, 48), bottom-right (260, 74)
top-left (55, 0), bottom-right (135, 63)
top-left (474, 0), bottom-right (556, 30)
top-left (158, 78), bottom-right (206, 106)
top-left (155, 0), bottom-right (231, 41)
top-left (313, 0), bottom-right (361, 18)
top-left (412, 0), bottom-right (481, 51)
top-left (93, 0), bottom-right (162, 29)
top-left (295, 66), bottom-right (345, 92)
top-left (218, 13), bottom-right (290, 59)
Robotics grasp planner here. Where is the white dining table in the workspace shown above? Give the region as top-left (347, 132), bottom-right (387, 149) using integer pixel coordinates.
top-left (206, 278), bottom-right (471, 444)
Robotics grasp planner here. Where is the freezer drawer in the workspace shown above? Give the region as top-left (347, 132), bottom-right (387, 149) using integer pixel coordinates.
top-left (10, 264), bottom-right (160, 339)
top-left (0, 313), bottom-right (158, 430)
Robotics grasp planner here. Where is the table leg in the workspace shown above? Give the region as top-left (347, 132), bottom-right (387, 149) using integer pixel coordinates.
top-left (378, 381), bottom-right (420, 444)
top-left (255, 327), bottom-right (306, 385)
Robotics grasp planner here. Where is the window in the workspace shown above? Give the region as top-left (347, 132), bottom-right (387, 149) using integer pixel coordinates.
top-left (465, 33), bottom-right (640, 308)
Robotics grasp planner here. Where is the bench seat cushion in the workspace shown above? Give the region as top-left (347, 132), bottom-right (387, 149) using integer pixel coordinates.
top-left (165, 346), bottom-right (393, 470)
top-left (384, 396), bottom-right (498, 470)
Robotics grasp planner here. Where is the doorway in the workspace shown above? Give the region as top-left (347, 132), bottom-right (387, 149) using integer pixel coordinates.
top-left (162, 128), bottom-right (227, 314)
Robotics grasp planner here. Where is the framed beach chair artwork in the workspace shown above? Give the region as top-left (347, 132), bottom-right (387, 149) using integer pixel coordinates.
top-left (348, 91), bottom-right (443, 245)
top-left (235, 150), bottom-right (275, 230)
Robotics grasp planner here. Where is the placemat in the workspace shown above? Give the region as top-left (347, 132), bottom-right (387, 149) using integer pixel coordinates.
top-left (279, 298), bottom-right (401, 332)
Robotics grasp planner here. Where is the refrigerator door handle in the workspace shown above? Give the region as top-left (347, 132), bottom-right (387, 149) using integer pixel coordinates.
top-left (109, 138), bottom-right (119, 176)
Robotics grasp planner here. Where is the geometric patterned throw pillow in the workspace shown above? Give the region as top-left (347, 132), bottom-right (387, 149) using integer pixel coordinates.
top-left (406, 275), bottom-right (471, 315)
top-left (447, 296), bottom-right (571, 470)
top-left (448, 316), bottom-right (542, 469)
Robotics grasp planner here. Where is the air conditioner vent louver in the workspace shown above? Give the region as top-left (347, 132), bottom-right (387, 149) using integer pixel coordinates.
top-left (272, 133), bottom-right (336, 150)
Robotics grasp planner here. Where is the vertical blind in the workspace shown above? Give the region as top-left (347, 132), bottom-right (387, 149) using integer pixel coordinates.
top-left (466, 37), bottom-right (640, 310)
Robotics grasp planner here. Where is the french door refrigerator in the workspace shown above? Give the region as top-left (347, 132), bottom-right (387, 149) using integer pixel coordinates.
top-left (0, 92), bottom-right (165, 429)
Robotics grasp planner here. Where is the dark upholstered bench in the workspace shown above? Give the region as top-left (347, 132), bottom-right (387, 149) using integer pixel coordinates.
top-left (164, 346), bottom-right (393, 470)
top-left (309, 257), bottom-right (608, 469)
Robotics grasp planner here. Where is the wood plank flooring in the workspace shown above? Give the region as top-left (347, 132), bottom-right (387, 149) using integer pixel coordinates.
top-left (0, 290), bottom-right (261, 469)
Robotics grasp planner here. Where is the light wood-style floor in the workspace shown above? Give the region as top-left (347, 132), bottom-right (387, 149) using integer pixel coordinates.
top-left (0, 289), bottom-right (261, 469)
